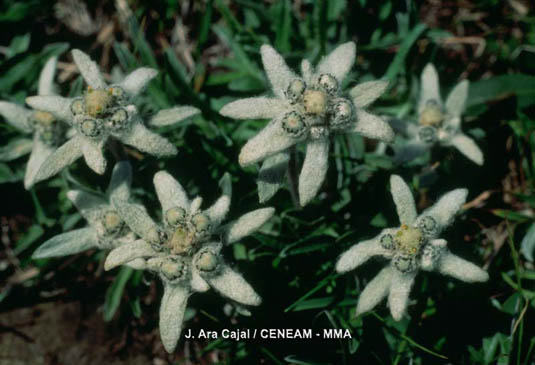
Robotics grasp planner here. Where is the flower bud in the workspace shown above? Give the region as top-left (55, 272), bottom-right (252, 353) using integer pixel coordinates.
top-left (165, 207), bottom-right (187, 227)
top-left (282, 111), bottom-right (307, 137)
top-left (317, 74), bottom-right (338, 94)
top-left (286, 79), bottom-right (306, 103)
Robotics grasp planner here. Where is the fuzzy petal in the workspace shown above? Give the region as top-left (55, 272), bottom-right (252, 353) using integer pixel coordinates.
top-left (190, 268), bottom-right (210, 292)
top-left (25, 96), bottom-right (74, 122)
top-left (257, 151), bottom-right (289, 203)
top-left (149, 106), bottom-right (200, 127)
top-left (104, 239), bottom-right (155, 270)
top-left (38, 56), bottom-right (58, 96)
top-left (437, 251), bottom-right (489, 282)
top-left (72, 49), bottom-right (107, 89)
top-left (224, 208), bottom-right (275, 244)
top-left (447, 133), bottom-right (484, 165)
top-left (203, 265), bottom-right (261, 306)
top-left (113, 199), bottom-right (159, 241)
top-left (205, 195), bottom-right (230, 228)
top-left (336, 236), bottom-right (392, 273)
top-left (81, 139), bottom-right (107, 174)
top-left (189, 196), bottom-right (203, 214)
top-left (0, 138), bottom-right (33, 162)
top-left (419, 63), bottom-right (442, 111)
top-left (350, 109), bottom-right (395, 143)
top-left (107, 161), bottom-right (132, 201)
top-left (219, 97), bottom-right (284, 120)
top-left (159, 283), bottom-right (190, 353)
top-left (239, 118), bottom-right (299, 166)
top-left (153, 171), bottom-right (190, 213)
top-left (301, 60), bottom-right (313, 83)
top-left (355, 266), bottom-right (393, 316)
top-left (390, 175), bottom-right (417, 225)
top-left (32, 227), bottom-right (97, 259)
top-left (350, 80), bottom-right (389, 108)
top-left (316, 42), bottom-right (356, 83)
top-left (417, 188), bottom-right (468, 233)
top-left (298, 139), bottom-right (329, 207)
top-left (119, 67), bottom-right (157, 96)
top-left (24, 138), bottom-right (54, 189)
top-left (34, 136), bottom-right (84, 183)
top-left (119, 121), bottom-right (177, 156)
top-left (445, 80), bottom-right (468, 118)
top-left (388, 271), bottom-right (416, 321)
top-left (67, 190), bottom-right (107, 225)
top-left (260, 45), bottom-right (296, 98)
top-left (0, 101), bottom-right (33, 133)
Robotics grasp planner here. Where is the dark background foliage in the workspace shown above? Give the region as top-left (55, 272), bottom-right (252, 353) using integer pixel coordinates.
top-left (0, 0), bottom-right (534, 364)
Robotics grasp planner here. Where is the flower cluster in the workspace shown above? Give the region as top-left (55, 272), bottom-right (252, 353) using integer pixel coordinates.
top-left (104, 171), bottom-right (274, 352)
top-left (25, 49), bottom-right (199, 183)
top-left (32, 162), bottom-right (143, 264)
top-left (336, 175), bottom-right (488, 320)
top-left (0, 56), bottom-right (70, 189)
top-left (220, 42), bottom-right (394, 205)
top-left (393, 64), bottom-right (484, 165)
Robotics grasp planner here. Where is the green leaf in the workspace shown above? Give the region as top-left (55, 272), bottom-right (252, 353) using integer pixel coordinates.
top-left (274, 0), bottom-right (292, 53)
top-left (14, 224), bottom-right (44, 255)
top-left (103, 266), bottom-right (133, 321)
top-left (467, 74), bottom-right (535, 108)
top-left (384, 23), bottom-right (427, 81)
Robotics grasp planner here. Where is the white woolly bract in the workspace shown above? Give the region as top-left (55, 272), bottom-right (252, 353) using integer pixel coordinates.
top-left (388, 271), bottom-right (416, 321)
top-left (119, 121), bottom-right (177, 157)
top-left (119, 67), bottom-right (158, 96)
top-left (159, 283), bottom-right (190, 353)
top-left (203, 265), bottom-right (262, 306)
top-left (445, 80), bottom-right (469, 118)
top-left (32, 227), bottom-right (97, 259)
top-left (335, 236), bottom-right (391, 273)
top-left (34, 135), bottom-right (84, 183)
top-left (205, 195), bottom-right (230, 227)
top-left (316, 42), bottom-right (356, 83)
top-left (153, 170), bottom-right (191, 212)
top-left (350, 80), bottom-right (389, 108)
top-left (71, 49), bottom-right (107, 89)
top-left (150, 106), bottom-right (200, 126)
top-left (298, 139), bottom-right (329, 207)
top-left (390, 175), bottom-right (417, 225)
top-left (448, 133), bottom-right (484, 166)
top-left (219, 97), bottom-right (285, 120)
top-left (437, 251), bottom-right (489, 283)
top-left (356, 266), bottom-right (393, 316)
top-left (224, 207), bottom-right (275, 244)
top-left (351, 109), bottom-right (395, 143)
top-left (25, 96), bottom-right (74, 123)
top-left (418, 188), bottom-right (468, 231)
top-left (104, 239), bottom-right (155, 271)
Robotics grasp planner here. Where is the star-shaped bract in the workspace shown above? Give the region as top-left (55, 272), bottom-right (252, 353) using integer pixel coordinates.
top-left (103, 171), bottom-right (274, 352)
top-left (336, 175), bottom-right (488, 320)
top-left (25, 49), bottom-right (199, 183)
top-left (220, 42), bottom-right (394, 206)
top-left (32, 161), bottom-right (139, 259)
top-left (395, 63), bottom-right (484, 165)
top-left (0, 56), bottom-right (71, 189)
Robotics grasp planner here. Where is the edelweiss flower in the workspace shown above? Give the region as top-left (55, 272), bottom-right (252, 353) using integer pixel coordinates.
top-left (32, 161), bottom-right (141, 261)
top-left (104, 171), bottom-right (274, 352)
top-left (220, 42), bottom-right (394, 206)
top-left (336, 175), bottom-right (488, 320)
top-left (394, 64), bottom-right (484, 165)
top-left (25, 49), bottom-right (199, 183)
top-left (0, 56), bottom-right (70, 189)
